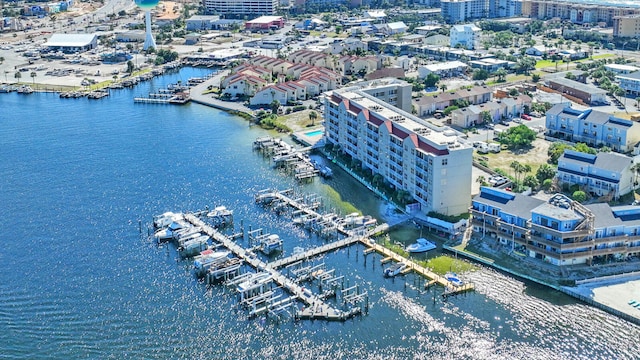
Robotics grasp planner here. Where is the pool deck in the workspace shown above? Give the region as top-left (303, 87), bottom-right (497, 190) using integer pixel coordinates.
top-left (292, 126), bottom-right (325, 147)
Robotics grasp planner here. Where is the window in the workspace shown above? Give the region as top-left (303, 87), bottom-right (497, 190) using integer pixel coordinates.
top-left (442, 158), bottom-right (448, 166)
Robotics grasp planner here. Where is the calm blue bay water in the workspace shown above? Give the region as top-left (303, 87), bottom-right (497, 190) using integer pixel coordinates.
top-left (1, 68), bottom-right (639, 359)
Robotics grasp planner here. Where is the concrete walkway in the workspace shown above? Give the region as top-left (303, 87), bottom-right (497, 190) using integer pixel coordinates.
top-left (188, 69), bottom-right (255, 116)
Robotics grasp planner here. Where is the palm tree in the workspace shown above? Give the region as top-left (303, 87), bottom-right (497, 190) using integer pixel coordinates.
top-left (510, 160), bottom-right (520, 181)
top-left (476, 175), bottom-right (487, 187)
top-left (30, 71), bottom-right (37, 85)
top-left (14, 71), bottom-right (21, 82)
top-left (495, 68), bottom-right (507, 82)
top-left (439, 83), bottom-right (447, 93)
top-left (309, 110), bottom-right (318, 126)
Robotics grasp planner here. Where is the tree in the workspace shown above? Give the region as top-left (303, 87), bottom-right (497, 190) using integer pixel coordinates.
top-left (30, 71), bottom-right (36, 84)
top-left (531, 73), bottom-right (541, 83)
top-left (14, 71), bottom-right (21, 81)
top-left (270, 100), bottom-right (281, 115)
top-left (574, 142), bottom-right (596, 155)
top-left (536, 164), bottom-right (556, 183)
top-left (523, 175), bottom-right (539, 189)
top-left (542, 179), bottom-right (553, 191)
top-left (309, 110), bottom-right (318, 126)
top-left (495, 68), bottom-right (507, 82)
top-left (439, 83), bottom-right (447, 93)
top-left (424, 73), bottom-right (440, 88)
top-left (547, 143), bottom-right (574, 164)
top-left (497, 125), bottom-right (537, 149)
top-left (572, 190), bottom-right (587, 203)
top-left (472, 69), bottom-right (489, 81)
top-left (480, 110), bottom-right (492, 124)
top-left (126, 60), bottom-right (135, 74)
top-left (476, 175), bottom-right (488, 187)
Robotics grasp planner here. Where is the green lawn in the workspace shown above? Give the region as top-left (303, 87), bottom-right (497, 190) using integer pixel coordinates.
top-left (535, 59), bottom-right (557, 69)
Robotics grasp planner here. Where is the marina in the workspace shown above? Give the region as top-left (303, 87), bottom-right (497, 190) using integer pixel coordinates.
top-left (253, 137), bottom-right (319, 181)
top-left (2, 67), bottom-right (639, 359)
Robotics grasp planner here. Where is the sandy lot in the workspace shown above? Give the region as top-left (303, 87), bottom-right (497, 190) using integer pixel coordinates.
top-left (483, 138), bottom-right (550, 176)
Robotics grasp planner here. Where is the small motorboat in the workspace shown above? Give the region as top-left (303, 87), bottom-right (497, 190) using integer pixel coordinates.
top-left (193, 250), bottom-right (231, 273)
top-left (384, 262), bottom-right (408, 277)
top-left (259, 234), bottom-right (283, 255)
top-left (406, 238), bottom-right (437, 253)
top-left (445, 272), bottom-right (464, 287)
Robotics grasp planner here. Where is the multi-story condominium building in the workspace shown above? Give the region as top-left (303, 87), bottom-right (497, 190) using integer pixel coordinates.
top-left (557, 150), bottom-right (636, 199)
top-left (324, 79), bottom-right (473, 215)
top-left (613, 15), bottom-right (640, 38)
top-left (488, 0), bottom-right (522, 18)
top-left (521, 0), bottom-right (640, 26)
top-left (471, 187), bottom-right (640, 266)
top-left (546, 104), bottom-right (640, 153)
top-left (449, 23), bottom-right (481, 50)
top-left (617, 71), bottom-right (640, 97)
top-left (202, 0), bottom-right (278, 17)
top-left (441, 0), bottom-right (488, 23)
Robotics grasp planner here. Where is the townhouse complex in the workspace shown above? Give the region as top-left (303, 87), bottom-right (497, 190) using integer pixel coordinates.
top-left (545, 104), bottom-right (640, 153)
top-left (323, 79), bottom-right (473, 216)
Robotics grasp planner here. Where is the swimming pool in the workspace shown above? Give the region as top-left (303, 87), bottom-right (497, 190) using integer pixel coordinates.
top-left (305, 129), bottom-right (324, 137)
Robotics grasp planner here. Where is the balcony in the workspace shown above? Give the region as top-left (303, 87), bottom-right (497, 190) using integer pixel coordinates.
top-left (528, 234), bottom-right (593, 250)
top-left (593, 234), bottom-right (628, 244)
top-left (530, 223), bottom-right (592, 238)
top-left (496, 218), bottom-right (529, 233)
top-left (590, 245), bottom-right (628, 257)
top-left (525, 244), bottom-right (591, 260)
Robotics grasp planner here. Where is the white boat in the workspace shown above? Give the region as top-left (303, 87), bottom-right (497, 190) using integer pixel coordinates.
top-left (406, 238), bottom-right (437, 253)
top-left (445, 272), bottom-right (464, 287)
top-left (236, 272), bottom-right (273, 293)
top-left (384, 262), bottom-right (408, 277)
top-left (260, 234), bottom-right (283, 255)
top-left (193, 250), bottom-right (230, 273)
top-left (206, 205), bottom-right (233, 219)
top-left (153, 212), bottom-right (184, 228)
top-left (179, 236), bottom-right (209, 257)
top-left (154, 220), bottom-right (187, 241)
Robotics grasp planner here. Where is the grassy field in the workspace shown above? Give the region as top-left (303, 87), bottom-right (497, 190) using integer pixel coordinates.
top-left (482, 138), bottom-right (550, 181)
top-left (379, 239), bottom-right (477, 275)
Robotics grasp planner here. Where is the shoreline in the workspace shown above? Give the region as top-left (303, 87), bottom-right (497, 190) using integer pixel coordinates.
top-left (445, 244), bottom-right (640, 325)
top-left (5, 65), bottom-right (640, 327)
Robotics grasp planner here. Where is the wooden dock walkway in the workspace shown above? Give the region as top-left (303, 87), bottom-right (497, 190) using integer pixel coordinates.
top-left (359, 239), bottom-right (474, 295)
top-left (268, 236), bottom-right (362, 269)
top-left (184, 214), bottom-right (350, 319)
top-left (255, 189), bottom-right (474, 296)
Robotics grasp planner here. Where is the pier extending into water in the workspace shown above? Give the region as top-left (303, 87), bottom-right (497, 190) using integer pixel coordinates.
top-left (255, 189), bottom-right (475, 296)
top-left (183, 213), bottom-right (364, 321)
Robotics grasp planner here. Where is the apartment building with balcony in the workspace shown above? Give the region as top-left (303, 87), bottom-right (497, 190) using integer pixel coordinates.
top-left (323, 80), bottom-right (473, 215)
top-left (616, 71), bottom-right (640, 97)
top-left (521, 0), bottom-right (640, 26)
top-left (557, 150), bottom-right (636, 200)
top-left (202, 0), bottom-right (279, 17)
top-left (545, 103), bottom-right (640, 153)
top-left (471, 187), bottom-right (640, 266)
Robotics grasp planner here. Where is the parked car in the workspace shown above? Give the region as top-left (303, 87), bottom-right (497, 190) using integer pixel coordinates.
top-left (521, 114), bottom-right (531, 121)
